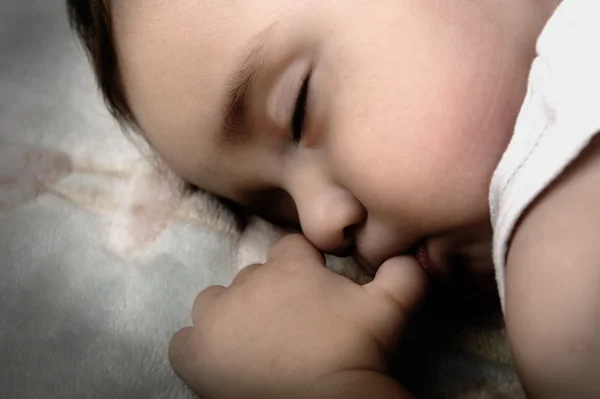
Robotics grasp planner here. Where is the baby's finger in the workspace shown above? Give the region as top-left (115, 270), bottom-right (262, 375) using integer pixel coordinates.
top-left (266, 234), bottom-right (325, 266)
top-left (365, 256), bottom-right (429, 319)
top-left (230, 263), bottom-right (262, 287)
top-left (192, 285), bottom-right (225, 325)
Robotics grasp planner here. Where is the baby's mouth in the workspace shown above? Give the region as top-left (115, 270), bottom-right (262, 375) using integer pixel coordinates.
top-left (414, 239), bottom-right (450, 277)
top-left (352, 238), bottom-right (451, 278)
top-left (352, 243), bottom-right (429, 278)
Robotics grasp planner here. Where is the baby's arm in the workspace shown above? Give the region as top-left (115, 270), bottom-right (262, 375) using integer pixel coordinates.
top-left (505, 135), bottom-right (600, 398)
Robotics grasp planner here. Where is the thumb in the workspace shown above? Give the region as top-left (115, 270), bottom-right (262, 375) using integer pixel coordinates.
top-left (365, 256), bottom-right (430, 318)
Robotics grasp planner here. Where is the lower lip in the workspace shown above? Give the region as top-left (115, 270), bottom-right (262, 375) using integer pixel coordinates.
top-left (416, 241), bottom-right (440, 275)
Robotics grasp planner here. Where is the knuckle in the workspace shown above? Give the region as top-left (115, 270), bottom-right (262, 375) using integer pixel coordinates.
top-left (232, 263), bottom-right (261, 284)
top-left (268, 234), bottom-right (323, 263)
top-left (192, 285), bottom-right (224, 314)
top-left (199, 284), bottom-right (225, 298)
top-left (271, 233), bottom-right (306, 252)
top-left (168, 327), bottom-right (193, 367)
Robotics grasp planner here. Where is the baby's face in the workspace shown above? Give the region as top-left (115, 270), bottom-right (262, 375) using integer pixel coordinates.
top-left (113, 0), bottom-right (529, 275)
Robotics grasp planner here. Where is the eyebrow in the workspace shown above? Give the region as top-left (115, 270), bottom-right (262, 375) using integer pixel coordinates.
top-left (220, 33), bottom-right (269, 144)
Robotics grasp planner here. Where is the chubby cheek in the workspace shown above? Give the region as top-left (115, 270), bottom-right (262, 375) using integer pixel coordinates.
top-left (331, 85), bottom-right (508, 230)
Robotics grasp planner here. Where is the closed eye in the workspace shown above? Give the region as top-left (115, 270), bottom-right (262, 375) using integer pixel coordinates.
top-left (291, 73), bottom-right (311, 144)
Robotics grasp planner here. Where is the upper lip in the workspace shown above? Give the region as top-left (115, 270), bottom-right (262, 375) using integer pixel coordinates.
top-left (352, 235), bottom-right (452, 279)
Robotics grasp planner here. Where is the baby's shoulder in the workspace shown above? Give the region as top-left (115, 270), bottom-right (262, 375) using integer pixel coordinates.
top-left (487, 0), bottom-right (600, 305)
top-left (501, 135), bottom-right (600, 399)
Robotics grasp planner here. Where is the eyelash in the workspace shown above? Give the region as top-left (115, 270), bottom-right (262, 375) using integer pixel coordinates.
top-left (291, 73), bottom-right (311, 145)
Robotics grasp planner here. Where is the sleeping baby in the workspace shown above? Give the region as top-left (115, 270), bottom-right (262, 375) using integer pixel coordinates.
top-left (68, 0), bottom-right (600, 397)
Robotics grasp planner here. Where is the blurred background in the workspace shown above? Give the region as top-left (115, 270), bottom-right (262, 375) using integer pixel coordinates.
top-left (0, 2), bottom-right (237, 398)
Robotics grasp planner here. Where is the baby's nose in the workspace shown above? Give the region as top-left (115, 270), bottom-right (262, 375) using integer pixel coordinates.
top-left (297, 191), bottom-right (365, 256)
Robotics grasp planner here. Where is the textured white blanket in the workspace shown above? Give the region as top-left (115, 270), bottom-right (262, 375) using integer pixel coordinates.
top-left (0, 1), bottom-right (523, 398)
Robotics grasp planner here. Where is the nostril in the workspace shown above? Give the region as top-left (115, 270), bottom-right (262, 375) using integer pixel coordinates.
top-left (343, 225), bottom-right (355, 241)
top-left (342, 225), bottom-right (356, 248)
top-left (333, 225), bottom-right (356, 257)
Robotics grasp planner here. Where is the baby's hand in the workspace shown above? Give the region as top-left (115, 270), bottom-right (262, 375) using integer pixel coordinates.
top-left (169, 234), bottom-right (429, 398)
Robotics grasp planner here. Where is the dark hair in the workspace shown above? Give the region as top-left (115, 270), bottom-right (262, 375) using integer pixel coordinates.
top-left (66, 0), bottom-right (135, 127)
top-left (65, 0), bottom-right (249, 224)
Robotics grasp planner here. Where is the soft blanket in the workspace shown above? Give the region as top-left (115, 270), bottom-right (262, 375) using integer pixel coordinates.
top-left (0, 1), bottom-right (523, 398)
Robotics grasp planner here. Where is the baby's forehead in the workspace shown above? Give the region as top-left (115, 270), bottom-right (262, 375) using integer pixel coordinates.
top-left (111, 0), bottom-right (278, 183)
top-left (112, 0), bottom-right (299, 133)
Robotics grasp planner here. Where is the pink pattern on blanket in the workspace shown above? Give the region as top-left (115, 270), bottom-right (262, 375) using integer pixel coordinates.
top-left (0, 139), bottom-right (72, 211)
top-left (107, 163), bottom-right (185, 259)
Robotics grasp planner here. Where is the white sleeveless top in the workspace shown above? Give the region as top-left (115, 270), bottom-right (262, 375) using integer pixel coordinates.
top-left (489, 0), bottom-right (600, 311)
